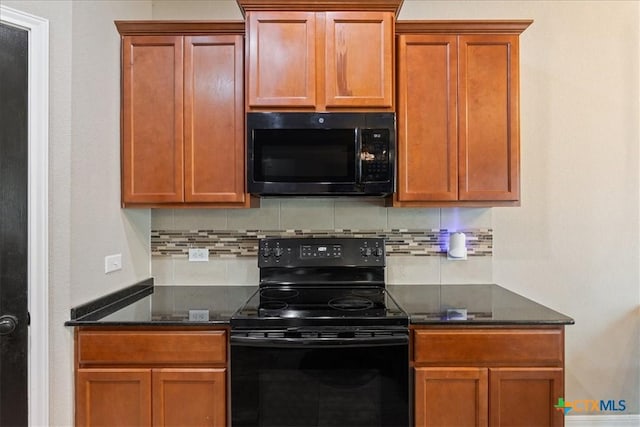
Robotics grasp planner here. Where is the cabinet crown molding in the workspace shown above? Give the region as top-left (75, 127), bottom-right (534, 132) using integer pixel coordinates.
top-left (237, 0), bottom-right (403, 14)
top-left (396, 20), bottom-right (533, 34)
top-left (115, 21), bottom-right (245, 35)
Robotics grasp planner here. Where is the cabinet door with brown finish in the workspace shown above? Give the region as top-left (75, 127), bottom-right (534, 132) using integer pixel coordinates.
top-left (247, 12), bottom-right (316, 108)
top-left (324, 12), bottom-right (394, 108)
top-left (152, 368), bottom-right (226, 427)
top-left (122, 36), bottom-right (184, 203)
top-left (489, 368), bottom-right (564, 427)
top-left (76, 369), bottom-right (152, 427)
top-left (184, 35), bottom-right (245, 203)
top-left (396, 34), bottom-right (458, 201)
top-left (458, 34), bottom-right (520, 201)
top-left (415, 367), bottom-right (488, 427)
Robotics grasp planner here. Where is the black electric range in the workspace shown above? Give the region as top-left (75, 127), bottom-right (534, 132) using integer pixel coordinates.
top-left (230, 237), bottom-right (408, 330)
top-left (230, 237), bottom-right (410, 427)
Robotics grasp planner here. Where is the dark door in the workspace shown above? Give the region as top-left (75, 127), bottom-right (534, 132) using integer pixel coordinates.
top-left (0, 21), bottom-right (29, 427)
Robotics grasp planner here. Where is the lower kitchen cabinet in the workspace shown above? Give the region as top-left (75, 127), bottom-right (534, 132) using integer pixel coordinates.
top-left (415, 367), bottom-right (488, 426)
top-left (489, 368), bottom-right (563, 426)
top-left (76, 369), bottom-right (152, 426)
top-left (74, 328), bottom-right (227, 427)
top-left (77, 368), bottom-right (226, 426)
top-left (412, 327), bottom-right (565, 427)
top-left (153, 369), bottom-right (226, 426)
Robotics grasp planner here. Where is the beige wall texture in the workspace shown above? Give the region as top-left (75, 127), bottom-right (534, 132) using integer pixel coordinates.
top-left (4, 0), bottom-right (639, 423)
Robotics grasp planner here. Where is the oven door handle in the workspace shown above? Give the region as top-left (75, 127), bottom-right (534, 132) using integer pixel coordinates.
top-left (230, 334), bottom-right (408, 348)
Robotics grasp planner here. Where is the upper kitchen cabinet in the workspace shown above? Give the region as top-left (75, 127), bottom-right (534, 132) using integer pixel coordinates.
top-left (238, 0), bottom-right (401, 111)
top-left (116, 22), bottom-right (253, 208)
top-left (394, 21), bottom-right (532, 207)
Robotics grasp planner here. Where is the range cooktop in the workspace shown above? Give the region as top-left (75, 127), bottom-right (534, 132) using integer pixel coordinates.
top-left (231, 285), bottom-right (408, 329)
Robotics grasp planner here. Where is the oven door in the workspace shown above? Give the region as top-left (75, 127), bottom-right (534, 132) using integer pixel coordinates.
top-left (231, 331), bottom-right (409, 427)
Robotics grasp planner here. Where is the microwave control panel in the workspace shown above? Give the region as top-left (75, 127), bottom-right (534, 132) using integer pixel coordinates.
top-left (360, 129), bottom-right (390, 183)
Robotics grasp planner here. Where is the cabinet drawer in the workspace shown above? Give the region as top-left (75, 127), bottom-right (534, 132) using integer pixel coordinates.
top-left (77, 330), bottom-right (227, 366)
top-left (414, 328), bottom-right (563, 367)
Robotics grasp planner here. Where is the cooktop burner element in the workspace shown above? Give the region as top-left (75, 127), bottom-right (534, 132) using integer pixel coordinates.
top-left (231, 237), bottom-right (408, 329)
top-left (260, 288), bottom-right (299, 300)
top-left (328, 296), bottom-right (375, 311)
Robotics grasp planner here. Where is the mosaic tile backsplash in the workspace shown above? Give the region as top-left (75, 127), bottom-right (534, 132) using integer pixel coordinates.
top-left (151, 229), bottom-right (493, 258)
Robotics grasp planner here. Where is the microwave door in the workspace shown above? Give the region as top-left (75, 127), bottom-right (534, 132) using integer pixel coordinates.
top-left (250, 128), bottom-right (357, 194)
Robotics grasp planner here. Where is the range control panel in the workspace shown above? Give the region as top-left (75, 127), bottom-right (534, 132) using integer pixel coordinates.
top-left (300, 244), bottom-right (343, 259)
top-left (258, 237), bottom-right (385, 267)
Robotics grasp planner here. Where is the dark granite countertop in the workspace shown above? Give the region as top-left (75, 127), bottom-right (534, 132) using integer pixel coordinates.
top-left (65, 278), bottom-right (257, 326)
top-left (388, 284), bottom-right (574, 325)
top-left (66, 279), bottom-right (573, 327)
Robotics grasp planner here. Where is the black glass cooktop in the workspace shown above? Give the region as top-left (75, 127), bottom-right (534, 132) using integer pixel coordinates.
top-left (231, 286), bottom-right (409, 328)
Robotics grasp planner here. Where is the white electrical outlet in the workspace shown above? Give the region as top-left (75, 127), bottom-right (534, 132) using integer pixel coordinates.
top-left (188, 248), bottom-right (209, 262)
top-left (105, 254), bottom-right (122, 274)
top-left (189, 310), bottom-right (210, 321)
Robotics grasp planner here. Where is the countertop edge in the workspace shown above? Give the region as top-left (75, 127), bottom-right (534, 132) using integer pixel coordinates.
top-left (409, 319), bottom-right (575, 326)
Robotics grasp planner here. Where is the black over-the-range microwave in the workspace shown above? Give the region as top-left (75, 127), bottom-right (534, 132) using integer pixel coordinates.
top-left (246, 112), bottom-right (396, 196)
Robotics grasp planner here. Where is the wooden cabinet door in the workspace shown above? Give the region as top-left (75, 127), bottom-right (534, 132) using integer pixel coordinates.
top-left (396, 34), bottom-right (458, 201)
top-left (458, 34), bottom-right (520, 201)
top-left (152, 368), bottom-right (226, 427)
top-left (247, 12), bottom-right (317, 108)
top-left (324, 12), bottom-right (394, 108)
top-left (184, 35), bottom-right (245, 203)
top-left (489, 368), bottom-right (564, 427)
top-left (76, 369), bottom-right (152, 426)
top-left (122, 36), bottom-right (184, 203)
top-left (415, 367), bottom-right (488, 427)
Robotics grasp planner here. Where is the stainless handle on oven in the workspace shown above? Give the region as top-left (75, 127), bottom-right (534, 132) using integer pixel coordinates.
top-left (230, 334), bottom-right (408, 349)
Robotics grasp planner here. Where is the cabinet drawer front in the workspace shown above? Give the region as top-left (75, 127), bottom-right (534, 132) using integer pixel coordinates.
top-left (414, 328), bottom-right (563, 366)
top-left (77, 330), bottom-right (227, 366)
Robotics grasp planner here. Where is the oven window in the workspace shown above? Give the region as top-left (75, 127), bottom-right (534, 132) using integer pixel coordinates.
top-left (252, 129), bottom-right (356, 182)
top-left (231, 344), bottom-right (408, 427)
